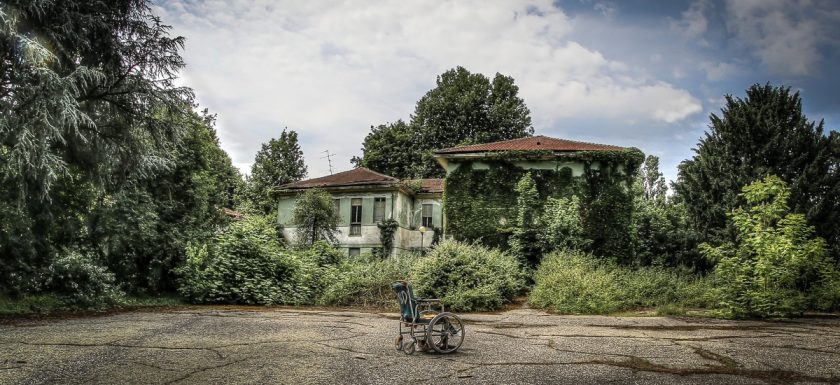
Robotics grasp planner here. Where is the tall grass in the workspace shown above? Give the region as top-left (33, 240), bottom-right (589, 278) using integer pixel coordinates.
top-left (529, 250), bottom-right (713, 314)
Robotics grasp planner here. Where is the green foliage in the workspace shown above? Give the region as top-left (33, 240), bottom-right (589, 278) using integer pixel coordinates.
top-left (631, 156), bottom-right (703, 269)
top-left (0, 1), bottom-right (242, 301)
top-left (700, 176), bottom-right (840, 318)
top-left (413, 241), bottom-right (526, 311)
top-left (351, 120), bottom-right (424, 179)
top-left (317, 253), bottom-right (418, 309)
top-left (539, 195), bottom-right (590, 253)
top-left (353, 66), bottom-right (533, 178)
top-left (676, 84), bottom-right (840, 260)
top-left (247, 129), bottom-right (307, 214)
top-left (176, 216), bottom-right (310, 305)
top-left (44, 249), bottom-right (125, 308)
top-left (292, 188), bottom-right (340, 248)
top-left (509, 172), bottom-right (542, 265)
top-left (444, 151), bottom-right (642, 260)
top-left (640, 155), bottom-right (667, 204)
top-left (376, 218), bottom-right (399, 258)
top-left (529, 251), bottom-right (713, 314)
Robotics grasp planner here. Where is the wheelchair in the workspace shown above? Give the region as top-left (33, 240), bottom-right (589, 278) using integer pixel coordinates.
top-left (391, 281), bottom-right (465, 355)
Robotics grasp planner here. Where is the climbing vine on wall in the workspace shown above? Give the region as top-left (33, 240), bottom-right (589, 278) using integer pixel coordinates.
top-left (376, 218), bottom-right (399, 258)
top-left (443, 149), bottom-right (643, 262)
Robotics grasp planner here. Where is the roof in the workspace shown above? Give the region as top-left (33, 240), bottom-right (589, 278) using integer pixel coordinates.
top-left (278, 167), bottom-right (399, 190)
top-left (221, 207), bottom-right (245, 220)
top-left (434, 135), bottom-right (626, 155)
top-left (415, 179), bottom-right (444, 194)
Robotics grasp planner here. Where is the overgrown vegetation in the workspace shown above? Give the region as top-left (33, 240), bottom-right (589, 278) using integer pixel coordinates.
top-left (701, 176), bottom-right (840, 318)
top-left (413, 241), bottom-right (526, 311)
top-left (292, 188), bottom-right (340, 248)
top-left (529, 251), bottom-right (714, 314)
top-left (318, 254), bottom-right (417, 309)
top-left (444, 151), bottom-right (643, 262)
top-left (1, 0), bottom-right (836, 321)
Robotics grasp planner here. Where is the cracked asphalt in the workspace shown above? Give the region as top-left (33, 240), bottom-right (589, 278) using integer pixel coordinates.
top-left (1, 307), bottom-right (839, 384)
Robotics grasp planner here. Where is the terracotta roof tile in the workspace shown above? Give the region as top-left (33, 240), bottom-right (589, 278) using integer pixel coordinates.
top-left (279, 167), bottom-right (399, 190)
top-left (412, 178), bottom-right (444, 194)
top-left (435, 135), bottom-right (626, 154)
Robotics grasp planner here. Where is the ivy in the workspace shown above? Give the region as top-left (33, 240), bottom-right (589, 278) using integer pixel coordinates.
top-left (376, 218), bottom-right (399, 258)
top-left (443, 150), bottom-right (642, 262)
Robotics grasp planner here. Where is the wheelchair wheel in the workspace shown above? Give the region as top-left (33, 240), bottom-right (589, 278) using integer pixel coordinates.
top-left (426, 313), bottom-right (464, 354)
top-left (395, 335), bottom-right (403, 351)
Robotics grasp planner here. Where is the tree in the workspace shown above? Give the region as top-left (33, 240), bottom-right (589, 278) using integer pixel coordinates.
top-left (640, 155), bottom-right (667, 204)
top-left (0, 0), bottom-right (193, 294)
top-left (351, 120), bottom-right (421, 179)
top-left (675, 84), bottom-right (840, 260)
top-left (247, 129), bottom-right (307, 215)
top-left (354, 66), bottom-right (533, 178)
top-left (292, 189), bottom-right (340, 248)
top-left (631, 156), bottom-right (703, 268)
top-left (700, 176), bottom-right (840, 318)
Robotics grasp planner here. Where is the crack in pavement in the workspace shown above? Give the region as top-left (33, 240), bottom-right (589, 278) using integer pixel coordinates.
top-left (163, 356), bottom-right (253, 385)
top-left (4, 340), bottom-right (226, 360)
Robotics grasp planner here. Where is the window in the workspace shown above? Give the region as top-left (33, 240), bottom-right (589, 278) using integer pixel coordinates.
top-left (333, 198), bottom-right (341, 213)
top-left (348, 248), bottom-right (360, 257)
top-left (421, 203), bottom-right (433, 228)
top-left (373, 197), bottom-right (386, 222)
top-left (350, 198), bottom-right (362, 236)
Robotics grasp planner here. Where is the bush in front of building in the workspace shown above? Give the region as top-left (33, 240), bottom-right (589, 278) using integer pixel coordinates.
top-left (176, 215), bottom-right (316, 305)
top-left (317, 253), bottom-right (418, 309)
top-left (528, 250), bottom-right (713, 314)
top-left (413, 240), bottom-right (526, 311)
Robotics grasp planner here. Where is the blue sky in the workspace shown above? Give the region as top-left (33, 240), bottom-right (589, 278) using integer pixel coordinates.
top-left (153, 0), bottom-right (840, 184)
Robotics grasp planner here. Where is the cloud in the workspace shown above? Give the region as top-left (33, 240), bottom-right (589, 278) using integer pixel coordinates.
top-left (154, 0), bottom-right (702, 176)
top-left (724, 0), bottom-right (826, 76)
top-left (699, 61), bottom-right (739, 81)
top-left (671, 0), bottom-right (709, 39)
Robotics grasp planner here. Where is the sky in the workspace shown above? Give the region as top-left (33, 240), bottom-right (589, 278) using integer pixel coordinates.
top-left (152, 0), bottom-right (840, 184)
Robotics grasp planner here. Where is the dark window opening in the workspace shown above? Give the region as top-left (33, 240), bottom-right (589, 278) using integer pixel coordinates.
top-left (350, 198), bottom-right (362, 236)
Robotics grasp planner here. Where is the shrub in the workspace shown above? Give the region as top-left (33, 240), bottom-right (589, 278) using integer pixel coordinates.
top-left (176, 216), bottom-right (313, 305)
top-left (529, 251), bottom-right (712, 314)
top-left (45, 249), bottom-right (125, 308)
top-left (701, 176), bottom-right (840, 318)
top-left (318, 253), bottom-right (418, 308)
top-left (413, 240), bottom-right (526, 311)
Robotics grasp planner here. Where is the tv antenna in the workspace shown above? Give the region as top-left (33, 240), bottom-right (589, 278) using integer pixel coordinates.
top-left (321, 150), bottom-right (334, 174)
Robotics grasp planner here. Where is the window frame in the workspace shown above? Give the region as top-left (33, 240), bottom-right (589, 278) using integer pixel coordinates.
top-left (373, 197), bottom-right (386, 222)
top-left (350, 198), bottom-right (362, 236)
top-left (421, 203), bottom-right (433, 228)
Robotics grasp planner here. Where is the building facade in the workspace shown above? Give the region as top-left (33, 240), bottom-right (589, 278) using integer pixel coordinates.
top-left (276, 168), bottom-right (443, 256)
top-left (276, 135), bottom-right (641, 257)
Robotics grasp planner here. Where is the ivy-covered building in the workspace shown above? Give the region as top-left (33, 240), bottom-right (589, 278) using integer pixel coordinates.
top-left (276, 168), bottom-right (443, 256)
top-left (434, 135), bottom-right (643, 259)
top-left (277, 135), bottom-right (642, 259)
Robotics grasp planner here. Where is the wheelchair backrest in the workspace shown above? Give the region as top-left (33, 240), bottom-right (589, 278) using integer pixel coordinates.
top-left (391, 281), bottom-right (417, 322)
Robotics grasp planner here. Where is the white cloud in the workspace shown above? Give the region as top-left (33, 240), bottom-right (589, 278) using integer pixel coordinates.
top-left (154, 0), bottom-right (702, 177)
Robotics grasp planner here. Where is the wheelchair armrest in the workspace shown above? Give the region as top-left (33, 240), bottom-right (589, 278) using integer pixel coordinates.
top-left (416, 298), bottom-right (440, 303)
